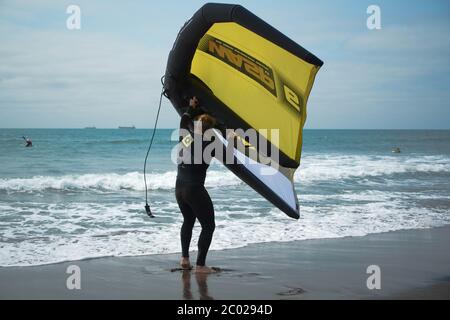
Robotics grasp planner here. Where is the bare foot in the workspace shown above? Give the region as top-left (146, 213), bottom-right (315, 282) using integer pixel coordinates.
top-left (195, 266), bottom-right (221, 274)
top-left (180, 257), bottom-right (193, 270)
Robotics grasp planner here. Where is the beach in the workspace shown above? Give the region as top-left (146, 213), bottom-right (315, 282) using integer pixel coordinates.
top-left (1, 226), bottom-right (449, 300)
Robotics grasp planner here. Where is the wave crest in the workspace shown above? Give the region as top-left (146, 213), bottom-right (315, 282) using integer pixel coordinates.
top-left (1, 155), bottom-right (449, 192)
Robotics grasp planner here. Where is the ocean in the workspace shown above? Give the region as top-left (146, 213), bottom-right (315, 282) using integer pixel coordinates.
top-left (1, 129), bottom-right (449, 267)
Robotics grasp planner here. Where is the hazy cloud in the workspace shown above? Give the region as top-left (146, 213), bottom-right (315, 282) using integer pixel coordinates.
top-left (1, 1), bottom-right (449, 129)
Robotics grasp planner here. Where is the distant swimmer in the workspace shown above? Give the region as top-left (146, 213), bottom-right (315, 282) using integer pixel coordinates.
top-left (392, 147), bottom-right (401, 153)
top-left (22, 136), bottom-right (33, 147)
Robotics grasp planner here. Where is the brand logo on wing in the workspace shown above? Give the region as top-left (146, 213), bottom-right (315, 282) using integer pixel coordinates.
top-left (203, 37), bottom-right (276, 96)
top-left (198, 35), bottom-right (303, 113)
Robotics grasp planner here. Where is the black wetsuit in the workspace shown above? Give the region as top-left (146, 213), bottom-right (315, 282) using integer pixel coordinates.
top-left (175, 106), bottom-right (215, 267)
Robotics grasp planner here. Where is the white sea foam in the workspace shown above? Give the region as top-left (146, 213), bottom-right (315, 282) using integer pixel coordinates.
top-left (1, 190), bottom-right (449, 267)
top-left (0, 170), bottom-right (240, 193)
top-left (1, 154), bottom-right (449, 266)
top-left (296, 154), bottom-right (450, 184)
top-left (0, 155), bottom-right (449, 193)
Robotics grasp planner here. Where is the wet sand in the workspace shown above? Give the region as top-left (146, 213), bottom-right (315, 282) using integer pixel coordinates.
top-left (1, 226), bottom-right (450, 300)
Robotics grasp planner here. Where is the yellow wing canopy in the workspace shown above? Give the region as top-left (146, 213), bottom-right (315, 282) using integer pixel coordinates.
top-left (164, 3), bottom-right (323, 219)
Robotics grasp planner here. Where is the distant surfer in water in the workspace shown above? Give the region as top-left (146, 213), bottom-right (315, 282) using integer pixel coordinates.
top-left (176, 96), bottom-right (219, 274)
top-left (22, 136), bottom-right (32, 147)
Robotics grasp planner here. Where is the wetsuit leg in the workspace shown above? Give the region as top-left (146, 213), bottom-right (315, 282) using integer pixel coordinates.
top-left (176, 183), bottom-right (196, 258)
top-left (183, 186), bottom-right (215, 267)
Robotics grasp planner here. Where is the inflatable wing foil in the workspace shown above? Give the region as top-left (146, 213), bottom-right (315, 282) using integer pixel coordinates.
top-left (164, 3), bottom-right (323, 219)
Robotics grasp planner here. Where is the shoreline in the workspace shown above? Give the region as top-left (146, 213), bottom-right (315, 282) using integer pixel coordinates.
top-left (1, 225), bottom-right (448, 269)
top-left (1, 226), bottom-right (450, 299)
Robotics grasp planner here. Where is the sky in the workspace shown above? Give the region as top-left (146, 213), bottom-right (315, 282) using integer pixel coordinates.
top-left (0, 0), bottom-right (449, 129)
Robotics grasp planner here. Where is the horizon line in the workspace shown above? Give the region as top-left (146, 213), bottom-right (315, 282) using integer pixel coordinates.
top-left (1, 128), bottom-right (450, 130)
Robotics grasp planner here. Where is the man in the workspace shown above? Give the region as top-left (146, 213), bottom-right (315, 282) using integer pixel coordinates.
top-left (23, 136), bottom-right (32, 147)
top-left (175, 96), bottom-right (219, 274)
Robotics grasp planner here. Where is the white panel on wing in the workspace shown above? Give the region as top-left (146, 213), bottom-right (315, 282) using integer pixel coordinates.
top-left (213, 130), bottom-right (298, 212)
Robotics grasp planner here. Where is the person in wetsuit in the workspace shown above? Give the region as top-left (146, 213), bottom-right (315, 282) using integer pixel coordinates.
top-left (176, 96), bottom-right (218, 274)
